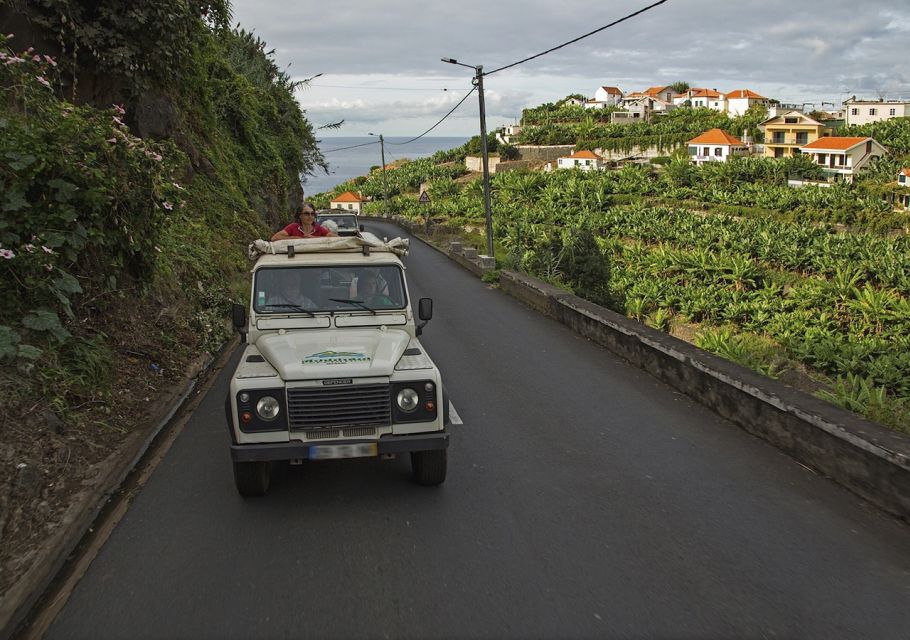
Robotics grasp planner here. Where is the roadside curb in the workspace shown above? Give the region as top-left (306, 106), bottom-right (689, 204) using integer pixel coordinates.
top-left (370, 215), bottom-right (910, 523)
top-left (0, 338), bottom-right (238, 640)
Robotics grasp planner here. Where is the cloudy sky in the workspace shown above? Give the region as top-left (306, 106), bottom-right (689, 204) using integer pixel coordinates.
top-left (230, 0), bottom-right (910, 138)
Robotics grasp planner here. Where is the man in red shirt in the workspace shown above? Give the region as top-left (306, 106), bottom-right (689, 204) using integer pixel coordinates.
top-left (271, 203), bottom-right (337, 240)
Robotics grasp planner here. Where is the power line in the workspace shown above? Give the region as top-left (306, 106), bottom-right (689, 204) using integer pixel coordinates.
top-left (312, 83), bottom-right (451, 92)
top-left (387, 86), bottom-right (477, 146)
top-left (485, 0), bottom-right (669, 77)
top-left (322, 140), bottom-right (380, 154)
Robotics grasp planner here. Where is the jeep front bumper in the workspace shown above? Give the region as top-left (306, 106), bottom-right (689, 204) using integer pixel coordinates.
top-left (230, 430), bottom-right (448, 462)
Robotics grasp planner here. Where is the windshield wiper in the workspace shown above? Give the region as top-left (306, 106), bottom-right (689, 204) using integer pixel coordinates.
top-left (260, 304), bottom-right (315, 317)
top-left (329, 298), bottom-right (376, 315)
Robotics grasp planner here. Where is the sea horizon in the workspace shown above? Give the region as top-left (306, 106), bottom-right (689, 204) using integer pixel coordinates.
top-left (303, 136), bottom-right (469, 196)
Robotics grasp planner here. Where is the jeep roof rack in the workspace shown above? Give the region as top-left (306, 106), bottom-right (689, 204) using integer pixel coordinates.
top-left (248, 234), bottom-right (408, 260)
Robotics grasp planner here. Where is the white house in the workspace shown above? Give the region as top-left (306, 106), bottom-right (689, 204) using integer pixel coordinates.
top-left (843, 98), bottom-right (910, 126)
top-left (799, 137), bottom-right (887, 183)
top-left (687, 129), bottom-right (749, 165)
top-left (689, 89), bottom-right (725, 112)
top-left (330, 190), bottom-right (364, 213)
top-left (593, 85), bottom-right (623, 105)
top-left (556, 149), bottom-right (604, 171)
top-left (725, 89), bottom-right (769, 116)
top-left (895, 168), bottom-right (910, 210)
top-left (643, 86), bottom-right (675, 103)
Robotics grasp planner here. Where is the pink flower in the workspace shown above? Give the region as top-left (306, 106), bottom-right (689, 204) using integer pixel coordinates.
top-left (32, 54), bottom-right (41, 62)
top-left (36, 76), bottom-right (50, 88)
top-left (107, 138), bottom-right (117, 143)
top-left (172, 182), bottom-right (184, 190)
top-left (4, 34), bottom-right (13, 39)
top-left (112, 103), bottom-right (125, 115)
top-left (162, 201), bottom-right (173, 211)
top-left (44, 264), bottom-right (53, 271)
top-left (44, 55), bottom-right (57, 67)
top-left (41, 245), bottom-right (55, 254)
top-left (152, 153), bottom-right (162, 162)
top-left (24, 244), bottom-right (35, 253)
top-left (112, 116), bottom-right (125, 126)
top-left (0, 248), bottom-right (15, 259)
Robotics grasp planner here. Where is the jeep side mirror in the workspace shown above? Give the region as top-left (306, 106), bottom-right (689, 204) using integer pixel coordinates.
top-left (232, 303), bottom-right (247, 341)
top-left (359, 224), bottom-right (365, 231)
top-left (416, 298), bottom-right (433, 336)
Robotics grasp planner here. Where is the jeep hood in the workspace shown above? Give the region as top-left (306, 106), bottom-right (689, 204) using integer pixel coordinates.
top-left (256, 328), bottom-right (410, 380)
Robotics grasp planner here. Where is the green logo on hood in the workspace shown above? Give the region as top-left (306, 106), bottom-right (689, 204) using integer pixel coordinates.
top-left (303, 350), bottom-right (371, 365)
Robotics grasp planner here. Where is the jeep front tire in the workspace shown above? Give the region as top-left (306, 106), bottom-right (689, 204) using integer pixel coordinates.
top-left (233, 461), bottom-right (271, 497)
top-left (411, 449), bottom-right (447, 486)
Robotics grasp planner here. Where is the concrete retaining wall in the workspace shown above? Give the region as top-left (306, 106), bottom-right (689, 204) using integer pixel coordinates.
top-left (500, 270), bottom-right (910, 522)
top-left (515, 145), bottom-right (575, 162)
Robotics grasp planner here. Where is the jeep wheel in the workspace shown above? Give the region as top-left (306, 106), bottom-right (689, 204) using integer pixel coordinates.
top-left (410, 449), bottom-right (447, 486)
top-left (233, 461), bottom-right (271, 497)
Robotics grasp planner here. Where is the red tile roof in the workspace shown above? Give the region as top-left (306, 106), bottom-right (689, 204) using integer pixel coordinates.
top-left (692, 89), bottom-right (723, 99)
top-left (565, 150), bottom-right (601, 160)
top-left (801, 136), bottom-right (870, 151)
top-left (600, 86), bottom-right (622, 95)
top-left (725, 89), bottom-right (766, 100)
top-left (644, 86), bottom-right (669, 97)
top-left (331, 191), bottom-right (363, 202)
top-left (687, 128), bottom-right (745, 146)
top-left (899, 168), bottom-right (910, 177)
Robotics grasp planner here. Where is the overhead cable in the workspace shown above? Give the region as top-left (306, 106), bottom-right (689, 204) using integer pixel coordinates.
top-left (387, 86), bottom-right (477, 145)
top-left (485, 0), bottom-right (669, 76)
top-left (322, 140), bottom-right (380, 154)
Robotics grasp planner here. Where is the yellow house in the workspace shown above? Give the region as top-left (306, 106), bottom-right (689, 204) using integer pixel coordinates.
top-left (758, 110), bottom-right (831, 158)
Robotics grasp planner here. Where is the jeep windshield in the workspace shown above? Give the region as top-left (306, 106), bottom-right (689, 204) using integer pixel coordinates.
top-left (253, 264), bottom-right (407, 314)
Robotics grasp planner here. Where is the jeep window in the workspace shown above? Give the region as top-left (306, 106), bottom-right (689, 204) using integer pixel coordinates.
top-left (316, 214), bottom-right (358, 230)
top-left (254, 265), bottom-right (407, 313)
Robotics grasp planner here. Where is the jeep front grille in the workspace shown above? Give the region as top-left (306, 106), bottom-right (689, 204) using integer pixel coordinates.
top-left (287, 384), bottom-right (390, 430)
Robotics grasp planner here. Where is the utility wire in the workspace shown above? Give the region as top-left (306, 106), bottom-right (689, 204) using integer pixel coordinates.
top-left (485, 0), bottom-right (669, 76)
top-left (387, 86), bottom-right (476, 145)
top-left (322, 140), bottom-right (380, 154)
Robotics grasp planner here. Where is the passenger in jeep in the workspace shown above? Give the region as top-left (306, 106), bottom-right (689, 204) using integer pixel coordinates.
top-left (271, 203), bottom-right (337, 241)
top-left (266, 274), bottom-right (317, 309)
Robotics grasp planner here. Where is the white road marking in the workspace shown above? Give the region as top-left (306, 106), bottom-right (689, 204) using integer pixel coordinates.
top-left (449, 401), bottom-right (463, 425)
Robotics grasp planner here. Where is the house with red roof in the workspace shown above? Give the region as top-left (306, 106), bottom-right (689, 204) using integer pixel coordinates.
top-left (798, 137), bottom-right (887, 183)
top-left (330, 190), bottom-right (365, 213)
top-left (689, 89), bottom-right (725, 112)
top-left (556, 149), bottom-right (604, 171)
top-left (643, 86), bottom-right (675, 103)
top-left (725, 89), bottom-right (769, 116)
top-left (593, 85), bottom-right (623, 105)
top-left (687, 129), bottom-right (749, 165)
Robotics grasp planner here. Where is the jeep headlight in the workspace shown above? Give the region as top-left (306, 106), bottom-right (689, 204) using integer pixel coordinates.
top-left (256, 395), bottom-right (281, 421)
top-left (396, 388), bottom-right (419, 413)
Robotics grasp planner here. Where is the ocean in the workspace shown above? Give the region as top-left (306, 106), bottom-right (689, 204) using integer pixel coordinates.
top-left (303, 136), bottom-right (469, 197)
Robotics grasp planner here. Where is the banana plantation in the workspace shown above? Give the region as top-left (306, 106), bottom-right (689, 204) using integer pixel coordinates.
top-left (313, 116), bottom-right (910, 432)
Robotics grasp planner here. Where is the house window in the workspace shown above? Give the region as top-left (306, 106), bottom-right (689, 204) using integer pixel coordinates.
top-left (703, 147), bottom-right (710, 156)
top-left (784, 117), bottom-right (798, 124)
top-left (890, 108), bottom-right (896, 116)
top-left (817, 153), bottom-right (827, 165)
top-left (773, 132), bottom-right (786, 144)
top-left (688, 146), bottom-right (697, 156)
top-left (838, 155), bottom-right (846, 166)
top-left (900, 175), bottom-right (907, 184)
top-left (866, 141), bottom-right (872, 153)
top-left (714, 147), bottom-right (723, 156)
top-left (869, 108), bottom-right (876, 116)
top-left (851, 108), bottom-right (859, 115)
top-left (796, 132), bottom-right (808, 144)
top-left (792, 148), bottom-right (801, 155)
top-left (774, 148), bottom-right (785, 158)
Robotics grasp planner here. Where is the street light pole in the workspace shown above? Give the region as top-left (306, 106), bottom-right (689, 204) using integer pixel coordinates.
top-left (442, 57), bottom-right (495, 259)
top-left (368, 132), bottom-right (390, 211)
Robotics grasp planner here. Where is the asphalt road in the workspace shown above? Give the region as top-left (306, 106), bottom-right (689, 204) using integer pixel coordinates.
top-left (48, 221), bottom-right (910, 639)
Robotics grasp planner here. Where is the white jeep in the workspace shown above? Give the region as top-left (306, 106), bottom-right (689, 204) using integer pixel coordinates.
top-left (225, 234), bottom-right (449, 496)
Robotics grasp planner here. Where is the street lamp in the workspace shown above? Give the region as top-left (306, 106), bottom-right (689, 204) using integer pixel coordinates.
top-left (441, 57), bottom-right (494, 260)
top-left (368, 132), bottom-right (390, 211)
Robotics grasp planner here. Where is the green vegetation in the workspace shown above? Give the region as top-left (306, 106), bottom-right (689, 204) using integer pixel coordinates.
top-left (1, 5), bottom-right (322, 429)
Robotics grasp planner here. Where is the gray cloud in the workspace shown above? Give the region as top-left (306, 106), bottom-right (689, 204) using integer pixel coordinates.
top-left (232, 0), bottom-right (910, 135)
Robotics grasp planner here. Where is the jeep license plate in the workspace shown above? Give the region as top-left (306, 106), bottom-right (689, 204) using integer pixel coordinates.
top-left (308, 442), bottom-right (378, 460)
